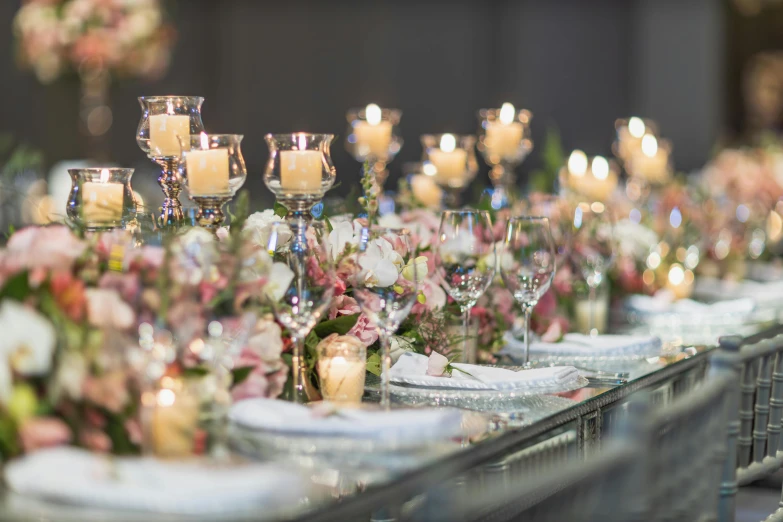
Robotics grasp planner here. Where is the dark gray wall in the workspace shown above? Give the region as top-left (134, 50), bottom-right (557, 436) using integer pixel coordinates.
top-left (0, 0), bottom-right (724, 209)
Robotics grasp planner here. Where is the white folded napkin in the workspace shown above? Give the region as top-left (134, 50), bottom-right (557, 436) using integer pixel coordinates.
top-left (388, 352), bottom-right (579, 391)
top-left (696, 277), bottom-right (783, 306)
top-left (5, 447), bottom-right (305, 516)
top-left (626, 293), bottom-right (755, 316)
top-left (229, 398), bottom-right (466, 441)
top-left (504, 333), bottom-right (662, 357)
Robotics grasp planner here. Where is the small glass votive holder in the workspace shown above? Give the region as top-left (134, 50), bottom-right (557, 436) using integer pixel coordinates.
top-left (420, 133), bottom-right (479, 207)
top-left (178, 133), bottom-right (247, 232)
top-left (140, 376), bottom-right (200, 459)
top-left (345, 104), bottom-right (403, 188)
top-left (67, 168), bottom-right (136, 231)
top-left (317, 335), bottom-right (367, 404)
top-left (264, 133), bottom-right (336, 220)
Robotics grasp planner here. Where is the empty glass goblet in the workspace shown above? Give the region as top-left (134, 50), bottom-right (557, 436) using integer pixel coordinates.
top-left (500, 217), bottom-right (557, 367)
top-left (435, 209), bottom-right (496, 363)
top-left (263, 221), bottom-right (335, 403)
top-left (570, 204), bottom-right (615, 336)
top-left (353, 227), bottom-right (420, 409)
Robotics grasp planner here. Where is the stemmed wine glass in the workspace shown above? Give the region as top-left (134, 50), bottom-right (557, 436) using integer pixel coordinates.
top-left (264, 221), bottom-right (335, 403)
top-left (353, 227), bottom-right (420, 409)
top-left (570, 204), bottom-right (615, 336)
top-left (435, 209), bottom-right (496, 364)
top-left (500, 217), bottom-right (557, 367)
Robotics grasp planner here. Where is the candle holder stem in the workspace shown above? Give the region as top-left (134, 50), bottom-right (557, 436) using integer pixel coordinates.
top-left (193, 196), bottom-right (230, 234)
top-left (489, 163), bottom-right (516, 209)
top-left (157, 158), bottom-right (185, 229)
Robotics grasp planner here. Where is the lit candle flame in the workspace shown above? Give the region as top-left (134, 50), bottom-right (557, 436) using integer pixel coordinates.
top-left (568, 150), bottom-right (588, 177)
top-left (641, 134), bottom-right (658, 157)
top-left (668, 263), bottom-right (685, 286)
top-left (166, 100), bottom-right (174, 116)
top-left (200, 131), bottom-right (209, 150)
top-left (366, 103), bottom-right (382, 126)
top-left (297, 133), bottom-right (307, 151)
top-left (499, 102), bottom-right (515, 125)
top-left (628, 117), bottom-right (645, 138)
top-left (423, 163), bottom-right (437, 176)
top-left (440, 134), bottom-right (456, 153)
top-left (157, 388), bottom-right (176, 407)
top-left (591, 156), bottom-right (609, 180)
top-left (100, 168), bottom-right (110, 183)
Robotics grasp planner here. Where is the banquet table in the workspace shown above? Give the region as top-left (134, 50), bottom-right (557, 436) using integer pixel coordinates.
top-left (3, 324), bottom-right (777, 522)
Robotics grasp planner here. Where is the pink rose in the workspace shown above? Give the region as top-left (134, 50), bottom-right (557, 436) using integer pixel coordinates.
top-left (19, 417), bottom-right (71, 453)
top-left (541, 320), bottom-right (564, 343)
top-left (348, 313), bottom-right (379, 346)
top-left (426, 351), bottom-right (449, 377)
top-left (534, 289), bottom-right (556, 317)
top-left (329, 295), bottom-right (360, 320)
top-left (82, 371), bottom-right (130, 413)
top-left (231, 362), bottom-right (287, 402)
top-left (0, 226), bottom-right (86, 276)
top-left (85, 288), bottom-right (135, 330)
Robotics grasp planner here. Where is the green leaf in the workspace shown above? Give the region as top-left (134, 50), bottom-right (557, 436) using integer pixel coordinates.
top-left (274, 202), bottom-right (288, 218)
top-left (0, 271), bottom-right (31, 301)
top-left (313, 313), bottom-right (359, 337)
top-left (366, 352), bottom-right (381, 377)
top-left (231, 365), bottom-right (255, 387)
top-left (182, 366), bottom-right (209, 378)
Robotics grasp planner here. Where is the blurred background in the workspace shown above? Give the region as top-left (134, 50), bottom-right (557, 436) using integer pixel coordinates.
top-left (0, 0), bottom-right (781, 214)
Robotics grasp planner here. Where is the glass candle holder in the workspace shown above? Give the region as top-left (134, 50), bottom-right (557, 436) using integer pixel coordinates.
top-left (559, 151), bottom-right (619, 203)
top-left (345, 103), bottom-right (403, 188)
top-left (613, 117), bottom-right (659, 167)
top-left (317, 337), bottom-right (367, 404)
top-left (477, 104), bottom-right (533, 208)
top-left (136, 96), bottom-right (205, 229)
top-left (178, 133), bottom-right (247, 233)
top-left (140, 376), bottom-right (200, 459)
top-left (67, 168), bottom-right (136, 231)
top-left (420, 133), bottom-right (478, 208)
top-left (264, 133), bottom-right (336, 221)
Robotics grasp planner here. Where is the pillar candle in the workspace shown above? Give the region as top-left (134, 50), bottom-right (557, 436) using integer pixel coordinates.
top-left (485, 121), bottom-right (523, 158)
top-left (151, 387), bottom-right (199, 458)
top-left (186, 149), bottom-right (230, 196)
top-left (354, 121), bottom-right (393, 158)
top-left (318, 356), bottom-right (366, 403)
top-left (280, 150), bottom-right (322, 193)
top-left (429, 149), bottom-right (468, 185)
top-left (82, 182), bottom-right (123, 224)
top-left (574, 298), bottom-right (609, 335)
top-left (149, 115), bottom-right (190, 157)
top-left (410, 174), bottom-right (443, 209)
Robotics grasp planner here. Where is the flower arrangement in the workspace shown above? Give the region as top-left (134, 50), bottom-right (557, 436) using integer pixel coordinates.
top-left (13, 0), bottom-right (176, 84)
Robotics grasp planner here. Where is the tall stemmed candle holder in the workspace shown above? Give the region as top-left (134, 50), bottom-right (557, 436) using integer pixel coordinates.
top-left (477, 104), bottom-right (533, 208)
top-left (67, 168), bottom-right (137, 231)
top-left (345, 103), bottom-right (402, 189)
top-left (177, 133), bottom-right (247, 233)
top-left (421, 133), bottom-right (478, 208)
top-left (137, 96), bottom-right (205, 229)
top-left (264, 133), bottom-right (336, 223)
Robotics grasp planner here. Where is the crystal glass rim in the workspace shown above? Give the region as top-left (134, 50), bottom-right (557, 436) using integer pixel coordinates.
top-left (508, 215), bottom-right (550, 223)
top-left (68, 168), bottom-right (134, 176)
top-left (264, 132), bottom-right (335, 141)
top-left (178, 133), bottom-right (244, 144)
top-left (477, 107), bottom-right (533, 120)
top-left (138, 95), bottom-right (205, 104)
top-left (347, 106), bottom-right (402, 121)
top-left (441, 208), bottom-right (492, 217)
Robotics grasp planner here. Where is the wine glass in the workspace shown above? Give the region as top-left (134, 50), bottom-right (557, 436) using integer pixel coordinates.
top-left (570, 204), bottom-right (615, 336)
top-left (353, 227), bottom-right (420, 409)
top-left (263, 221), bottom-right (335, 403)
top-left (435, 209), bottom-right (496, 363)
top-left (500, 217), bottom-right (557, 367)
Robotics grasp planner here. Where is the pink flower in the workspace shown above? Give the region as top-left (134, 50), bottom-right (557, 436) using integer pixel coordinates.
top-left (85, 288), bottom-right (135, 330)
top-left (426, 351), bottom-right (449, 377)
top-left (329, 295), bottom-right (360, 320)
top-left (231, 362), bottom-right (287, 402)
top-left (0, 226), bottom-right (86, 276)
top-left (534, 290), bottom-right (556, 317)
top-left (19, 417), bottom-right (71, 453)
top-left (82, 371), bottom-right (130, 413)
top-left (348, 313), bottom-right (379, 345)
top-left (80, 429), bottom-right (112, 453)
top-left (541, 320), bottom-right (564, 343)
top-left (98, 272), bottom-right (140, 303)
top-left (50, 270), bottom-right (86, 322)
top-left (553, 265), bottom-right (573, 296)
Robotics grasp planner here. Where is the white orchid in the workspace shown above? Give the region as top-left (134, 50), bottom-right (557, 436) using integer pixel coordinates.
top-left (402, 256), bottom-right (429, 282)
top-left (327, 219), bottom-right (361, 261)
top-left (0, 300), bottom-right (56, 377)
top-left (359, 238), bottom-right (402, 288)
top-left (263, 262), bottom-right (295, 302)
top-left (389, 335), bottom-right (415, 363)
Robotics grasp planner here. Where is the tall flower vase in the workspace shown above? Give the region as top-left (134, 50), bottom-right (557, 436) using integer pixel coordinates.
top-left (79, 68), bottom-right (113, 162)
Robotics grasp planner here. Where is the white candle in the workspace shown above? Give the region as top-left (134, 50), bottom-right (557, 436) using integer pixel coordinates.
top-left (664, 264), bottom-right (694, 300)
top-left (82, 169), bottom-right (123, 225)
top-left (429, 134), bottom-right (467, 186)
top-left (485, 103), bottom-right (523, 158)
top-left (574, 297), bottom-right (608, 335)
top-left (280, 150), bottom-right (322, 193)
top-left (149, 114), bottom-right (190, 157)
top-left (617, 117), bottom-right (647, 161)
top-left (186, 136), bottom-right (230, 196)
top-left (318, 356), bottom-right (366, 403)
top-left (566, 152), bottom-right (618, 202)
top-left (410, 174), bottom-right (443, 209)
top-left (354, 104), bottom-right (393, 158)
top-left (629, 134), bottom-right (671, 183)
top-left (151, 387), bottom-right (199, 458)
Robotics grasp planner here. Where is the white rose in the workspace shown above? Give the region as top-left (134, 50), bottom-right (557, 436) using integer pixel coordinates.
top-left (263, 262), bottom-right (295, 302)
top-left (0, 300), bottom-right (56, 376)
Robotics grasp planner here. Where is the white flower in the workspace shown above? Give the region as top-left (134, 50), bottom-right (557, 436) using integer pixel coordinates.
top-left (247, 320), bottom-right (284, 365)
top-left (614, 219), bottom-right (658, 260)
top-left (389, 335), bottom-right (415, 363)
top-left (378, 213), bottom-right (404, 229)
top-left (0, 300), bottom-right (56, 376)
top-left (53, 352), bottom-right (86, 401)
top-left (244, 210), bottom-right (289, 249)
top-left (402, 256), bottom-right (428, 282)
top-left (479, 241), bottom-right (508, 273)
top-left (426, 351), bottom-right (450, 377)
top-left (359, 238), bottom-right (402, 288)
top-left (439, 233), bottom-right (478, 264)
top-left (172, 227), bottom-right (218, 285)
top-left (327, 220), bottom-right (361, 260)
top-left (85, 289), bottom-right (135, 330)
top-left (0, 363), bottom-right (10, 405)
top-left (263, 262), bottom-right (295, 302)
